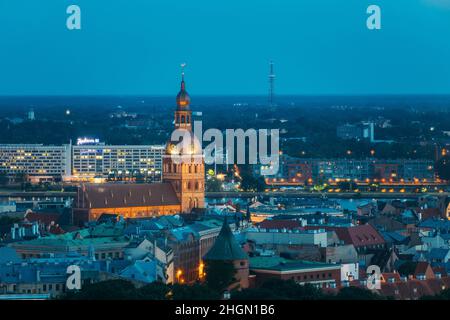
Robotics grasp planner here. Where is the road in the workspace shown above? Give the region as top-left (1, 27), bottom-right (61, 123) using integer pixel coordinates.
top-left (0, 190), bottom-right (448, 200)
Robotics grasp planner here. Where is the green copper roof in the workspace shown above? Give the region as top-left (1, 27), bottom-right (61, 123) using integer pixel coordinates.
top-left (203, 217), bottom-right (248, 261)
top-left (249, 256), bottom-right (340, 272)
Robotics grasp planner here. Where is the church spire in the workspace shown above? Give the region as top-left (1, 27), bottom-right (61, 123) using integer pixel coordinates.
top-left (176, 63), bottom-right (190, 109)
top-left (181, 63), bottom-right (186, 90)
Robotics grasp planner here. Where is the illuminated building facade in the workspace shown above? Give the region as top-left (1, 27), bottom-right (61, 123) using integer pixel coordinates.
top-left (72, 144), bottom-right (164, 182)
top-left (0, 143), bottom-right (164, 183)
top-left (73, 71), bottom-right (206, 224)
top-left (0, 144), bottom-right (71, 182)
top-left (163, 69), bottom-right (205, 213)
top-left (273, 155), bottom-right (435, 183)
top-left (72, 183), bottom-right (182, 225)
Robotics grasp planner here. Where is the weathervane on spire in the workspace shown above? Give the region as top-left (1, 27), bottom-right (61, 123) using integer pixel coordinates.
top-left (181, 62), bottom-right (186, 80)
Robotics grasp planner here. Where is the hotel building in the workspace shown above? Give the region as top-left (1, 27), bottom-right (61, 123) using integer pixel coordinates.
top-left (71, 144), bottom-right (164, 182)
top-left (0, 143), bottom-right (165, 183)
top-left (0, 144), bottom-right (71, 183)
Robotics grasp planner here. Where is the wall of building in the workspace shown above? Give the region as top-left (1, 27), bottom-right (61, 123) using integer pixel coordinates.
top-left (246, 230), bottom-right (328, 248)
top-left (72, 145), bottom-right (164, 181)
top-left (251, 267), bottom-right (341, 287)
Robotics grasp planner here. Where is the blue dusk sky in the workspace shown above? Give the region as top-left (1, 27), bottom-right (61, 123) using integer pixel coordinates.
top-left (0, 0), bottom-right (449, 95)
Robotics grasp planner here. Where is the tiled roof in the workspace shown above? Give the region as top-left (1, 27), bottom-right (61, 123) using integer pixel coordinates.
top-left (414, 262), bottom-right (432, 276)
top-left (420, 208), bottom-right (441, 220)
top-left (25, 211), bottom-right (61, 225)
top-left (77, 183), bottom-right (180, 209)
top-left (332, 225), bottom-right (385, 247)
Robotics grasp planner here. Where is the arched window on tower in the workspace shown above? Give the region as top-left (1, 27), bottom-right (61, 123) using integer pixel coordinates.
top-left (173, 164), bottom-right (177, 173)
top-left (181, 115), bottom-right (185, 123)
top-left (195, 182), bottom-right (199, 190)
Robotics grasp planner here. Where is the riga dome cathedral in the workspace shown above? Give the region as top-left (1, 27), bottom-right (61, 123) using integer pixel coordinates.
top-left (162, 67), bottom-right (205, 213)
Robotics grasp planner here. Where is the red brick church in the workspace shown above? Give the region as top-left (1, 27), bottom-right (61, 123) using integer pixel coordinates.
top-left (73, 71), bottom-right (205, 224)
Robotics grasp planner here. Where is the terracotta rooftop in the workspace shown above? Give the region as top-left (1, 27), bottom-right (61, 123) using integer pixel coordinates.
top-left (76, 183), bottom-right (180, 209)
top-left (332, 225), bottom-right (385, 248)
top-left (24, 211), bottom-right (61, 226)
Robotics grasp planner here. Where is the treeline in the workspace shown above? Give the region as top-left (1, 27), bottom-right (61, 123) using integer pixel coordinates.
top-left (61, 278), bottom-right (386, 301)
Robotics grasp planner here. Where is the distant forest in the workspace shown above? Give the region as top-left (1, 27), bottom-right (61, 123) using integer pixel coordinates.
top-left (1, 95), bottom-right (450, 160)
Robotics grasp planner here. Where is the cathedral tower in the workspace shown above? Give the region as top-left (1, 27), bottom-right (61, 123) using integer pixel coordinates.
top-left (163, 66), bottom-right (205, 213)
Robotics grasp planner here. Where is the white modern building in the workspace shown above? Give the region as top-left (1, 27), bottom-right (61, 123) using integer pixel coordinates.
top-left (0, 142), bottom-right (165, 183)
top-left (0, 144), bottom-right (71, 182)
top-left (71, 144), bottom-right (164, 182)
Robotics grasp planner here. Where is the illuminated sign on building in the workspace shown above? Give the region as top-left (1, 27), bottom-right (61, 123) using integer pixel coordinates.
top-left (76, 137), bottom-right (100, 145)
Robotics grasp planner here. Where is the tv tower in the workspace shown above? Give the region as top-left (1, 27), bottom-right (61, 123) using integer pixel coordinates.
top-left (268, 61), bottom-right (276, 111)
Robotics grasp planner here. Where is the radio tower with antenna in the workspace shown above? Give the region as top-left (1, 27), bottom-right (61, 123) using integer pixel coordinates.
top-left (268, 61), bottom-right (276, 111)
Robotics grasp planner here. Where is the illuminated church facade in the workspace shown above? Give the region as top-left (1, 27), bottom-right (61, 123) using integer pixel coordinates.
top-left (73, 71), bottom-right (205, 224)
top-left (163, 68), bottom-right (206, 213)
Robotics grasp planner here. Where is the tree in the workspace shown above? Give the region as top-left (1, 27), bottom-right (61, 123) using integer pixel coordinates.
top-left (333, 287), bottom-right (383, 300)
top-left (171, 283), bottom-right (221, 300)
top-left (62, 279), bottom-right (140, 300)
top-left (397, 261), bottom-right (417, 277)
top-left (0, 172), bottom-right (8, 186)
top-left (421, 288), bottom-right (450, 300)
top-left (337, 181), bottom-right (357, 192)
top-left (206, 177), bottom-right (223, 192)
top-left (233, 279), bottom-right (324, 300)
top-left (138, 282), bottom-right (170, 300)
top-left (0, 216), bottom-right (21, 226)
top-left (436, 156), bottom-right (450, 181)
top-left (239, 165), bottom-right (265, 192)
top-left (205, 260), bottom-right (236, 293)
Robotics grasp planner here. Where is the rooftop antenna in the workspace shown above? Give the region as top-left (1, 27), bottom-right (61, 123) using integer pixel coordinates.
top-left (268, 61), bottom-right (276, 111)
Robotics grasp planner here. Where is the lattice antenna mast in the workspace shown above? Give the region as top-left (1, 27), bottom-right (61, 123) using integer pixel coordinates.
top-left (269, 61), bottom-right (276, 109)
